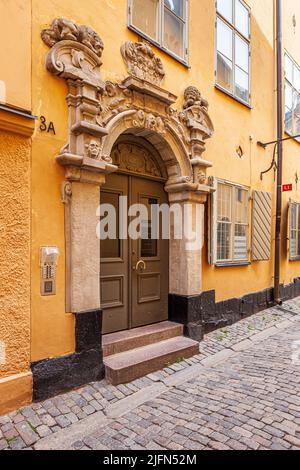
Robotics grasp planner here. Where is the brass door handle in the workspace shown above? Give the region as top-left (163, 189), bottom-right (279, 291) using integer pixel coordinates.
top-left (133, 260), bottom-right (146, 272)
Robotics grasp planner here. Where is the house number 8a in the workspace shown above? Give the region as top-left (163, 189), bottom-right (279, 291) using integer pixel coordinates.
top-left (40, 116), bottom-right (56, 135)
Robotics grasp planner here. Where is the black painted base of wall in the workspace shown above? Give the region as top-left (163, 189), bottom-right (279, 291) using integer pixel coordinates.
top-left (31, 310), bottom-right (104, 402)
top-left (169, 278), bottom-right (300, 341)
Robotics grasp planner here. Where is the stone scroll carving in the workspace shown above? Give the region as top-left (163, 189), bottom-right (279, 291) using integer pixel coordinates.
top-left (41, 18), bottom-right (214, 191)
top-left (121, 41), bottom-right (165, 86)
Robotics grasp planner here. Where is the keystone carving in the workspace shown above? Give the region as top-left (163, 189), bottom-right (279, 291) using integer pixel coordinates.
top-left (121, 41), bottom-right (165, 85)
top-left (132, 110), bottom-right (166, 134)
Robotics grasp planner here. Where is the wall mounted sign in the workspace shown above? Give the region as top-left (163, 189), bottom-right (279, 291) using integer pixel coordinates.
top-left (39, 116), bottom-right (56, 135)
top-left (283, 184), bottom-right (293, 192)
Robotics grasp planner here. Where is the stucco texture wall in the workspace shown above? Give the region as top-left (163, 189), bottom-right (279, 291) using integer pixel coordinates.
top-left (0, 131), bottom-right (31, 378)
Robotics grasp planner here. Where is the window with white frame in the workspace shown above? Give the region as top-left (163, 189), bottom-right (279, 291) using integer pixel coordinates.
top-left (216, 0), bottom-right (251, 104)
top-left (129, 0), bottom-right (188, 62)
top-left (216, 181), bottom-right (249, 264)
top-left (285, 53), bottom-right (300, 142)
top-left (289, 202), bottom-right (300, 260)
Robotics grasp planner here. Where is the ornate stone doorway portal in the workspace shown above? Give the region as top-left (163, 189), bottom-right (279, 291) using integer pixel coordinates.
top-left (101, 139), bottom-right (169, 334)
top-left (41, 18), bottom-right (214, 338)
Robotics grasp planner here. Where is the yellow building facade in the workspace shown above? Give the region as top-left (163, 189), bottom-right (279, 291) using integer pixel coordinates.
top-left (1, 0), bottom-right (300, 412)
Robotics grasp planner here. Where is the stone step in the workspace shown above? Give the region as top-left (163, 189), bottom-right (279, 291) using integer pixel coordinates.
top-left (104, 336), bottom-right (199, 385)
top-left (102, 321), bottom-right (184, 357)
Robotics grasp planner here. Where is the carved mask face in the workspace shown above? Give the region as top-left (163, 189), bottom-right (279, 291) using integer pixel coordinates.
top-left (87, 140), bottom-right (100, 158)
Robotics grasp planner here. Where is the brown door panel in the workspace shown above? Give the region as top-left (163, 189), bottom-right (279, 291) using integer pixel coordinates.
top-left (131, 176), bottom-right (169, 329)
top-left (101, 172), bottom-right (169, 334)
top-left (101, 174), bottom-right (129, 334)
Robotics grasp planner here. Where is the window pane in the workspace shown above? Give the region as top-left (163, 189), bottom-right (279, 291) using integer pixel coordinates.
top-left (285, 54), bottom-right (293, 83)
top-left (235, 35), bottom-right (249, 73)
top-left (132, 0), bottom-right (159, 41)
top-left (141, 221), bottom-right (158, 258)
top-left (285, 106), bottom-right (293, 134)
top-left (217, 222), bottom-right (232, 261)
top-left (235, 188), bottom-right (248, 223)
top-left (293, 90), bottom-right (300, 115)
top-left (235, 66), bottom-right (249, 102)
top-left (294, 114), bottom-right (300, 135)
top-left (234, 225), bottom-right (247, 260)
top-left (217, 0), bottom-right (233, 23)
top-left (218, 184), bottom-right (232, 221)
top-left (285, 83), bottom-right (293, 109)
top-left (217, 53), bottom-right (233, 92)
top-left (164, 0), bottom-right (184, 18)
top-left (217, 19), bottom-right (233, 60)
top-left (235, 0), bottom-right (249, 38)
top-left (164, 8), bottom-right (184, 57)
top-left (294, 65), bottom-right (300, 91)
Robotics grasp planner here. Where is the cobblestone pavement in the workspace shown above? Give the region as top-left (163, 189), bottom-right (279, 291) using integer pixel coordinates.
top-left (1, 298), bottom-right (300, 450)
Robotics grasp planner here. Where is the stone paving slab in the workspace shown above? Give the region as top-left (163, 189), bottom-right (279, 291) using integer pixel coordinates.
top-left (0, 297), bottom-right (300, 450)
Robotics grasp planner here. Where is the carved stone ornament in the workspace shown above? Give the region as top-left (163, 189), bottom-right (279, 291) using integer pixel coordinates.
top-left (41, 18), bottom-right (105, 87)
top-left (41, 18), bottom-right (104, 58)
top-left (132, 110), bottom-right (166, 135)
top-left (112, 143), bottom-right (163, 179)
top-left (41, 18), bottom-right (214, 191)
top-left (121, 41), bottom-right (165, 86)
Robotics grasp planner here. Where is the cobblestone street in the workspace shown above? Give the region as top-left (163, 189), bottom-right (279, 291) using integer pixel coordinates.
top-left (1, 299), bottom-right (300, 451)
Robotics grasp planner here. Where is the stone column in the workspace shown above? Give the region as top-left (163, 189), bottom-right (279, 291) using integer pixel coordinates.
top-left (65, 179), bottom-right (104, 313)
top-left (168, 190), bottom-right (208, 341)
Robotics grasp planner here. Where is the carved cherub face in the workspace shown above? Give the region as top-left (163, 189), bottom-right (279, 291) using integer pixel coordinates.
top-left (86, 140), bottom-right (100, 159)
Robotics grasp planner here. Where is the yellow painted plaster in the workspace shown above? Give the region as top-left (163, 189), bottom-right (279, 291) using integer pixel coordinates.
top-left (30, 0), bottom-right (300, 366)
top-left (0, 0), bottom-right (31, 110)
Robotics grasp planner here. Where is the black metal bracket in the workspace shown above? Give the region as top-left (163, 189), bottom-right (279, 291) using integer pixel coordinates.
top-left (257, 134), bottom-right (300, 148)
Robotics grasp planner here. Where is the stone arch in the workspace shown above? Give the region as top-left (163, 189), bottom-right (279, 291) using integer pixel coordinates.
top-left (101, 110), bottom-right (193, 185)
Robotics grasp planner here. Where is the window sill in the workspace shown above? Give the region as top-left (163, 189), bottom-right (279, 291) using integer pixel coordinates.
top-left (289, 256), bottom-right (300, 262)
top-left (215, 84), bottom-right (252, 110)
top-left (128, 25), bottom-right (190, 69)
top-left (215, 261), bottom-right (251, 268)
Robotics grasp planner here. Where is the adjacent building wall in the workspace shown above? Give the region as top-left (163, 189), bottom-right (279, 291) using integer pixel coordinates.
top-left (0, 0), bottom-right (33, 414)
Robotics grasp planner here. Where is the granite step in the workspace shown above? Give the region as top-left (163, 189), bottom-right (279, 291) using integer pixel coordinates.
top-left (102, 321), bottom-right (183, 357)
top-left (104, 336), bottom-right (199, 385)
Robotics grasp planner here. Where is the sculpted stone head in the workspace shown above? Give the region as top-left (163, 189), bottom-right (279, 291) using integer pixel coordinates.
top-left (85, 140), bottom-right (101, 159)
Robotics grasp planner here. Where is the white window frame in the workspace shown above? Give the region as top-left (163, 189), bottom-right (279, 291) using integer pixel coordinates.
top-left (288, 201), bottom-right (300, 261)
top-left (215, 0), bottom-right (251, 106)
top-left (284, 51), bottom-right (300, 144)
top-left (128, 0), bottom-right (189, 65)
top-left (210, 178), bottom-right (250, 266)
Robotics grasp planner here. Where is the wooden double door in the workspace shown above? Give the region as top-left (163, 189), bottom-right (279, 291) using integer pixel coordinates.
top-left (101, 173), bottom-right (169, 334)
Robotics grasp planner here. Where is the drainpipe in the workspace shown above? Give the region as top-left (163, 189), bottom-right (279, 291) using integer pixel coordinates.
top-left (274, 0), bottom-right (283, 304)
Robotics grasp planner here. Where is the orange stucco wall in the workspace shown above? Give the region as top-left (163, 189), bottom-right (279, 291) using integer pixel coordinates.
top-left (0, 0), bottom-right (33, 414)
top-left (30, 0), bottom-right (300, 363)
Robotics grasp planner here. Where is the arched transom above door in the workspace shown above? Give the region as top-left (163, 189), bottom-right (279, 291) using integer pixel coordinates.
top-left (111, 139), bottom-right (167, 181)
top-left (42, 18), bottom-right (215, 196)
